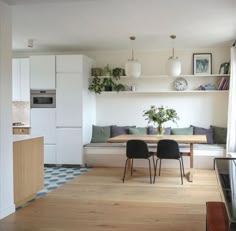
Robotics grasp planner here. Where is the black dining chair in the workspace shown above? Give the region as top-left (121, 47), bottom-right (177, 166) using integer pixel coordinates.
top-left (123, 140), bottom-right (154, 184)
top-left (153, 139), bottom-right (185, 184)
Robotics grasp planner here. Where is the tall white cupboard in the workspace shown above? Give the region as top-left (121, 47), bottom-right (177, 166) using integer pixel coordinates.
top-left (56, 55), bottom-right (96, 165)
top-left (12, 58), bottom-right (30, 101)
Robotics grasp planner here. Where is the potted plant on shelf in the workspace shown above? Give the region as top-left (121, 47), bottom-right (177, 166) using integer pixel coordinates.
top-left (143, 105), bottom-right (179, 135)
top-left (89, 65), bottom-right (126, 94)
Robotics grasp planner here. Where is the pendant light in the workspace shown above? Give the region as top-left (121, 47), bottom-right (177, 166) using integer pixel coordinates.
top-left (166, 35), bottom-right (181, 77)
top-left (125, 36), bottom-right (141, 78)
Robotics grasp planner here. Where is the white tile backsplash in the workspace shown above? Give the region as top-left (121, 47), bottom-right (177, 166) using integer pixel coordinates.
top-left (12, 101), bottom-right (30, 124)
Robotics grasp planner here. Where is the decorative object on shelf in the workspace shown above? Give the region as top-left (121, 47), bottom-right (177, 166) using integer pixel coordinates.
top-left (102, 64), bottom-right (112, 77)
top-left (91, 68), bottom-right (103, 77)
top-left (219, 62), bottom-right (230, 74)
top-left (125, 36), bottom-right (141, 78)
top-left (174, 77), bottom-right (188, 91)
top-left (197, 84), bottom-right (216, 91)
top-left (143, 105), bottom-right (179, 135)
top-left (166, 35), bottom-right (181, 77)
top-left (112, 68), bottom-right (125, 80)
top-left (193, 53), bottom-right (212, 75)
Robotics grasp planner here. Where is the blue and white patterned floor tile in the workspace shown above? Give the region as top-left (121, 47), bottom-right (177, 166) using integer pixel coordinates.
top-left (16, 166), bottom-right (90, 209)
top-left (36, 167), bottom-right (90, 198)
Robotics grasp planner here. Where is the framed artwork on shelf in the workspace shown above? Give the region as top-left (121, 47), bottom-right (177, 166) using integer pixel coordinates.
top-left (219, 62), bottom-right (230, 74)
top-left (193, 53), bottom-right (212, 75)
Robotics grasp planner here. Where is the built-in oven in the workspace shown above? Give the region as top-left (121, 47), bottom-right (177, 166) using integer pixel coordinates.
top-left (30, 90), bottom-right (56, 108)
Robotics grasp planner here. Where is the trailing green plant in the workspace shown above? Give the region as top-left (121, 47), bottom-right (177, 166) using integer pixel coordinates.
top-left (88, 76), bottom-right (103, 94)
top-left (89, 65), bottom-right (126, 94)
top-left (112, 68), bottom-right (125, 80)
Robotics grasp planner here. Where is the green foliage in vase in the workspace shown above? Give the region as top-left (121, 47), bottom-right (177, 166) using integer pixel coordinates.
top-left (143, 105), bottom-right (179, 127)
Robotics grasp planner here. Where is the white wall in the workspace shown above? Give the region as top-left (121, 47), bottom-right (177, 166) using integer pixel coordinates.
top-left (13, 47), bottom-right (230, 129)
top-left (83, 47), bottom-right (230, 128)
top-left (0, 1), bottom-right (15, 219)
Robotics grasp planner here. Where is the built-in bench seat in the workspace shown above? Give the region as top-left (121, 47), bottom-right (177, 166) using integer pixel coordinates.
top-left (83, 143), bottom-right (226, 169)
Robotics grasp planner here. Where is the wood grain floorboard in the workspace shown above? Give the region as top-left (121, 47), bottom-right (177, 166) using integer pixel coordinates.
top-left (0, 168), bottom-right (222, 231)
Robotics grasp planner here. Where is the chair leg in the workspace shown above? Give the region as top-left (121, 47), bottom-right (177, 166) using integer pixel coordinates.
top-left (131, 159), bottom-right (134, 176)
top-left (181, 156), bottom-right (185, 176)
top-left (179, 159), bottom-right (183, 185)
top-left (153, 158), bottom-right (158, 184)
top-left (152, 155), bottom-right (155, 174)
top-left (148, 159), bottom-right (152, 184)
top-left (159, 159), bottom-right (162, 176)
top-left (122, 159), bottom-right (128, 183)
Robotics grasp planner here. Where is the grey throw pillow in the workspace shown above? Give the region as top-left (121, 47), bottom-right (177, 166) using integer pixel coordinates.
top-left (191, 125), bottom-right (214, 144)
top-left (111, 125), bottom-right (136, 137)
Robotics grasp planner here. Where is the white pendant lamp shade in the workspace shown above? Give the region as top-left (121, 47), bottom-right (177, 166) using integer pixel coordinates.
top-left (125, 36), bottom-right (141, 78)
top-left (166, 35), bottom-right (181, 77)
top-left (125, 60), bottom-right (141, 78)
top-left (166, 57), bottom-right (181, 76)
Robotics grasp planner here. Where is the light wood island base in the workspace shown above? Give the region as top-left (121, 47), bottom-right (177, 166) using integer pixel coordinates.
top-left (13, 136), bottom-right (44, 207)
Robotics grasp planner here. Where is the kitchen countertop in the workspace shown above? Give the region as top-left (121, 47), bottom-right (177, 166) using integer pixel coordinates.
top-left (13, 135), bottom-right (43, 142)
top-left (13, 124), bottom-right (30, 128)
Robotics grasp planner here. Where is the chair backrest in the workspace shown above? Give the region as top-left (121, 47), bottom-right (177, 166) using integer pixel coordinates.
top-left (126, 140), bottom-right (150, 159)
top-left (157, 139), bottom-right (181, 159)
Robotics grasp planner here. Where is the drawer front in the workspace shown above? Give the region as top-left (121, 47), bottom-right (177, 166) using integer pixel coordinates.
top-left (13, 128), bottom-right (30, 135)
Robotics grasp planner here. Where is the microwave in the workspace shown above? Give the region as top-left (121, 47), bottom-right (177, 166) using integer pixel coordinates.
top-left (30, 90), bottom-right (56, 108)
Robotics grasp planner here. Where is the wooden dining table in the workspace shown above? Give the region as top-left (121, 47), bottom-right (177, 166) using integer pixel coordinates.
top-left (107, 134), bottom-right (207, 182)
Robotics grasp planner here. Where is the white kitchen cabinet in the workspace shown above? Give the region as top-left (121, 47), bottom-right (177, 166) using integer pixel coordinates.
top-left (44, 145), bottom-right (56, 164)
top-left (30, 55), bottom-right (55, 89)
top-left (30, 108), bottom-right (56, 144)
top-left (56, 55), bottom-right (83, 73)
top-left (56, 73), bottom-right (82, 127)
top-left (12, 58), bottom-right (30, 101)
top-left (56, 128), bottom-right (82, 164)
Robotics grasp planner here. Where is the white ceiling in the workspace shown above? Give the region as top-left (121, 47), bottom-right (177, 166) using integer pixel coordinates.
top-left (2, 0), bottom-right (236, 52)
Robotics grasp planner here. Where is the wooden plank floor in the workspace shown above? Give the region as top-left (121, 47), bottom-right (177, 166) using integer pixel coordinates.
top-left (0, 168), bottom-right (222, 231)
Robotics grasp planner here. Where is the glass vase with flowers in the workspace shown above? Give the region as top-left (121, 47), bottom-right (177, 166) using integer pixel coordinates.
top-left (143, 105), bottom-right (179, 135)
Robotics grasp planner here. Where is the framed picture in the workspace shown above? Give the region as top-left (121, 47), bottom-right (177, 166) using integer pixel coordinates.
top-left (193, 53), bottom-right (212, 75)
top-left (219, 62), bottom-right (230, 74)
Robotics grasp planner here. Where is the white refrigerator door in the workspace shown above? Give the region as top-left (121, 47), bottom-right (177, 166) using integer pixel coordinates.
top-left (30, 108), bottom-right (56, 144)
top-left (56, 73), bottom-right (82, 127)
top-left (56, 128), bottom-right (82, 165)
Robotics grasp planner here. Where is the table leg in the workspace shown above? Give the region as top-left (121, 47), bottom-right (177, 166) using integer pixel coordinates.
top-left (186, 143), bottom-right (194, 182)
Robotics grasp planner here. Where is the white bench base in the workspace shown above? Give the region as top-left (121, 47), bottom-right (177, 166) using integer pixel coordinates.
top-left (84, 143), bottom-right (226, 169)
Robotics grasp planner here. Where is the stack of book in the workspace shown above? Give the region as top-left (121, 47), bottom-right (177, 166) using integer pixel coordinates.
top-left (217, 77), bottom-right (229, 90)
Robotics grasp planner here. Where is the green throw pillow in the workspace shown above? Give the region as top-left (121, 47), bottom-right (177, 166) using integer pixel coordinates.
top-left (91, 125), bottom-right (111, 143)
top-left (129, 127), bottom-right (147, 135)
top-left (171, 127), bottom-right (193, 135)
top-left (210, 125), bottom-right (227, 144)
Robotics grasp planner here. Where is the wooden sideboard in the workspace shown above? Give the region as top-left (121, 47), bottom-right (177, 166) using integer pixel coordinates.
top-left (13, 136), bottom-right (44, 207)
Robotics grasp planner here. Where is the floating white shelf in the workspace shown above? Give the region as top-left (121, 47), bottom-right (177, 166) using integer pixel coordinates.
top-left (93, 74), bottom-right (230, 79)
top-left (98, 90), bottom-right (229, 94)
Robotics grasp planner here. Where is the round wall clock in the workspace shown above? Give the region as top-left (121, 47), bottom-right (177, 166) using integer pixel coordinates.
top-left (174, 77), bottom-right (188, 91)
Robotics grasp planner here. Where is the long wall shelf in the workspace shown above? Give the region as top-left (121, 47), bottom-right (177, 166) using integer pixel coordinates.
top-left (99, 90), bottom-right (229, 94)
top-left (95, 74), bottom-right (230, 79)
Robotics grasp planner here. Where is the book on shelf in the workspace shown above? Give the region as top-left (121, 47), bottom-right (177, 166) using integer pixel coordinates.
top-left (217, 77), bottom-right (229, 90)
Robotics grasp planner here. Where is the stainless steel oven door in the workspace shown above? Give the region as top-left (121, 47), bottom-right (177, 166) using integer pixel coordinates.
top-left (30, 90), bottom-right (56, 108)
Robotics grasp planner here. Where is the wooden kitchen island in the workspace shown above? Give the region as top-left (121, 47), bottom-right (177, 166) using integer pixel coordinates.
top-left (13, 135), bottom-right (44, 207)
